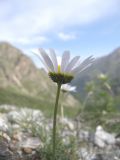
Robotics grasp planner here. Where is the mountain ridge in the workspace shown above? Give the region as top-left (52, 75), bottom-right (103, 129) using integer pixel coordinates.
top-left (72, 46), bottom-right (120, 96)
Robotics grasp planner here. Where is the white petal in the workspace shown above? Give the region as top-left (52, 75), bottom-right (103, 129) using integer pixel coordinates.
top-left (65, 56), bottom-right (80, 72)
top-left (61, 51), bottom-right (70, 72)
top-left (32, 51), bottom-right (49, 72)
top-left (39, 48), bottom-right (54, 72)
top-left (49, 48), bottom-right (58, 72)
top-left (72, 56), bottom-right (94, 75)
top-left (57, 56), bottom-right (62, 65)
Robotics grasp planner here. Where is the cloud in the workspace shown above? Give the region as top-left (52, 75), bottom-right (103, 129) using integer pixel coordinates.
top-left (58, 32), bottom-right (76, 41)
top-left (0, 0), bottom-right (120, 49)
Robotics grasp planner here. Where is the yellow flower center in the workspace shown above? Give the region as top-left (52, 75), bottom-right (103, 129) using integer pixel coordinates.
top-left (58, 65), bottom-right (61, 73)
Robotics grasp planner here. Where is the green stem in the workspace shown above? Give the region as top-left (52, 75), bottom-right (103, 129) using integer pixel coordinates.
top-left (61, 92), bottom-right (68, 120)
top-left (53, 83), bottom-right (61, 159)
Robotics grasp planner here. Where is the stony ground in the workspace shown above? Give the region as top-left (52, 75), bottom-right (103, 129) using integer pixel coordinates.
top-left (0, 104), bottom-right (120, 160)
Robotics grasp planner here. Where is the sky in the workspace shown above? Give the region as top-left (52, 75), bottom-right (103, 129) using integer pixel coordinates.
top-left (0, 0), bottom-right (120, 66)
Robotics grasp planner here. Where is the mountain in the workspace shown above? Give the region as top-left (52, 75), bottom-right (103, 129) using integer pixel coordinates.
top-left (0, 42), bottom-right (54, 97)
top-left (72, 47), bottom-right (120, 96)
top-left (0, 42), bottom-right (79, 115)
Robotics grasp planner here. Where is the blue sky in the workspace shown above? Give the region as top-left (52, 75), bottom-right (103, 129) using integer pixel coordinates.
top-left (0, 0), bottom-right (120, 66)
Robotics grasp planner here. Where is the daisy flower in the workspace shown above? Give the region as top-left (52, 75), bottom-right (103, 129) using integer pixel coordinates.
top-left (33, 48), bottom-right (94, 159)
top-left (34, 48), bottom-right (94, 84)
top-left (61, 84), bottom-right (76, 92)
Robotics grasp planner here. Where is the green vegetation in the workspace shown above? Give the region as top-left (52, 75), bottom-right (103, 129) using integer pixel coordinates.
top-left (0, 87), bottom-right (79, 118)
top-left (77, 73), bottom-right (120, 133)
top-left (39, 135), bottom-right (78, 160)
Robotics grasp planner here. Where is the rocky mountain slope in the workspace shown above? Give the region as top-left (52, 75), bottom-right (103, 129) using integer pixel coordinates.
top-left (0, 42), bottom-right (54, 96)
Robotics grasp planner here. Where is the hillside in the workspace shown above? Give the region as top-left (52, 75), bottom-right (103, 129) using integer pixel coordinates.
top-left (0, 42), bottom-right (54, 96)
top-left (72, 47), bottom-right (120, 97)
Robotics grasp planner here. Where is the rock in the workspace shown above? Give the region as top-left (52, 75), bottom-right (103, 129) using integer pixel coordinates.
top-left (0, 104), bottom-right (16, 112)
top-left (7, 108), bottom-right (44, 125)
top-left (92, 151), bottom-right (120, 160)
top-left (0, 133), bottom-right (11, 142)
top-left (9, 143), bottom-right (18, 152)
top-left (0, 138), bottom-right (14, 160)
top-left (22, 147), bottom-right (33, 154)
top-left (20, 137), bottom-right (42, 149)
top-left (0, 118), bottom-right (8, 132)
top-left (12, 124), bottom-right (21, 131)
top-left (115, 137), bottom-right (120, 147)
top-left (77, 147), bottom-right (95, 160)
top-left (94, 126), bottom-right (116, 148)
top-left (115, 133), bottom-right (120, 147)
top-left (59, 117), bottom-right (74, 130)
top-left (12, 131), bottom-right (23, 141)
top-left (7, 111), bottom-right (21, 123)
top-left (91, 154), bottom-right (104, 160)
top-left (78, 130), bottom-right (90, 141)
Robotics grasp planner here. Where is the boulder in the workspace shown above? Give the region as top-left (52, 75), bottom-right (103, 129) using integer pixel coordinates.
top-left (94, 126), bottom-right (116, 148)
